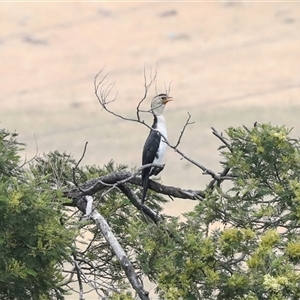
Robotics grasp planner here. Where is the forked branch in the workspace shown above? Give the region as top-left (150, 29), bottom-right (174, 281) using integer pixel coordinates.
top-left (94, 66), bottom-right (156, 127)
top-left (136, 65), bottom-right (158, 121)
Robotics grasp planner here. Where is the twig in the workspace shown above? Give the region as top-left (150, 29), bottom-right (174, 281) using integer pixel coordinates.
top-left (207, 127), bottom-right (232, 189)
top-left (207, 166), bottom-right (231, 190)
top-left (72, 252), bottom-right (85, 300)
top-left (164, 80), bottom-right (173, 96)
top-left (211, 127), bottom-right (231, 150)
top-left (72, 141), bottom-right (89, 192)
top-left (95, 68), bottom-right (153, 126)
top-left (243, 125), bottom-right (251, 133)
top-left (19, 134), bottom-right (39, 168)
top-left (136, 65), bottom-right (157, 121)
top-left (174, 112), bottom-right (195, 148)
top-left (94, 71), bottom-right (126, 121)
top-left (70, 254), bottom-right (108, 298)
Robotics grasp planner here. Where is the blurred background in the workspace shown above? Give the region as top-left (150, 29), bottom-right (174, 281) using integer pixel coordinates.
top-left (1, 2), bottom-right (300, 297)
top-left (1, 0), bottom-right (300, 214)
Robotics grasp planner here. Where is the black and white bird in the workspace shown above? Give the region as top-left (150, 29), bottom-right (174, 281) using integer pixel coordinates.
top-left (141, 93), bottom-right (172, 204)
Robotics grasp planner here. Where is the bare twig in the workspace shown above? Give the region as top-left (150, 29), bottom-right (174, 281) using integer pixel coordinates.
top-left (94, 70), bottom-right (126, 121)
top-left (70, 252), bottom-right (111, 299)
top-left (174, 112), bottom-right (195, 148)
top-left (19, 134), bottom-right (39, 168)
top-left (207, 166), bottom-right (231, 190)
top-left (95, 67), bottom-right (155, 127)
top-left (243, 125), bottom-right (251, 133)
top-left (136, 65), bottom-right (157, 121)
top-left (72, 252), bottom-right (85, 300)
top-left (211, 127), bottom-right (232, 150)
top-left (72, 142), bottom-right (89, 193)
top-left (164, 80), bottom-right (173, 96)
top-left (207, 127), bottom-right (232, 189)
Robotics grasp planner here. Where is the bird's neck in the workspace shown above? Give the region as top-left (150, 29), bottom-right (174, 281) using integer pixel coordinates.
top-left (152, 115), bottom-right (166, 129)
top-left (152, 115), bottom-right (167, 141)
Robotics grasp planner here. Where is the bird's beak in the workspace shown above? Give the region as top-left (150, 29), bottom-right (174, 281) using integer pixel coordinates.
top-left (162, 96), bottom-right (173, 105)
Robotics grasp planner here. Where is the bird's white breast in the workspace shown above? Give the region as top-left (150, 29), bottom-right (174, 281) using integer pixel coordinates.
top-left (154, 115), bottom-right (167, 165)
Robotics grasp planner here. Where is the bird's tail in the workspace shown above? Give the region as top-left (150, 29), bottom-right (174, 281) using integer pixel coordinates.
top-left (141, 175), bottom-right (149, 204)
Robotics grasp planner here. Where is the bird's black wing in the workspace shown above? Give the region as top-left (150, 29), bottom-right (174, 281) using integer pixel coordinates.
top-left (141, 129), bottom-right (161, 203)
top-left (142, 130), bottom-right (161, 166)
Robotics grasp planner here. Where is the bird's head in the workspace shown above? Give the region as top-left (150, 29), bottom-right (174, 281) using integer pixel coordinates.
top-left (150, 93), bottom-right (172, 116)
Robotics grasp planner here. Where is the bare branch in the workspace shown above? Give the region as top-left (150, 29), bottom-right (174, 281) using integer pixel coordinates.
top-left (118, 183), bottom-right (162, 224)
top-left (72, 252), bottom-right (85, 300)
top-left (65, 169), bottom-right (205, 208)
top-left (211, 127), bottom-right (231, 150)
top-left (89, 202), bottom-right (151, 300)
top-left (207, 127), bottom-right (232, 189)
top-left (136, 65), bottom-right (157, 121)
top-left (80, 163), bottom-right (164, 194)
top-left (94, 69), bottom-right (128, 122)
top-left (74, 142), bottom-right (87, 173)
top-left (95, 67), bottom-right (156, 127)
top-left (72, 141), bottom-right (88, 193)
top-left (164, 80), bottom-right (173, 96)
top-left (174, 112), bottom-right (195, 148)
top-left (70, 251), bottom-right (111, 299)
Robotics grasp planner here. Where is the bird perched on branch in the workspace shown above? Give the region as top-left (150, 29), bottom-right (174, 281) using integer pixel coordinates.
top-left (141, 93), bottom-right (172, 204)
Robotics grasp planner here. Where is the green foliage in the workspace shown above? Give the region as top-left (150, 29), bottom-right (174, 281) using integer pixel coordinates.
top-left (31, 153), bottom-right (169, 298)
top-left (130, 123), bottom-right (300, 299)
top-left (0, 129), bottom-right (24, 179)
top-left (4, 123), bottom-right (300, 300)
top-left (109, 291), bottom-right (135, 300)
top-left (0, 130), bottom-right (76, 300)
top-left (66, 159), bottom-right (169, 297)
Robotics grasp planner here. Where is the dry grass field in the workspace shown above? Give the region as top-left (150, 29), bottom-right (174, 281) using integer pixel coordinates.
top-left (1, 2), bottom-right (300, 299)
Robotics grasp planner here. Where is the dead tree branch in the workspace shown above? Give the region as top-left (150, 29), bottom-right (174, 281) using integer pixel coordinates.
top-left (136, 65), bottom-right (157, 121)
top-left (72, 141), bottom-right (89, 193)
top-left (89, 199), bottom-right (151, 300)
top-left (72, 252), bottom-right (84, 300)
top-left (207, 127), bottom-right (232, 189)
top-left (65, 169), bottom-right (205, 208)
top-left (94, 67), bottom-right (155, 128)
top-left (174, 112), bottom-right (195, 148)
top-left (118, 183), bottom-right (162, 224)
top-left (211, 127), bottom-right (232, 151)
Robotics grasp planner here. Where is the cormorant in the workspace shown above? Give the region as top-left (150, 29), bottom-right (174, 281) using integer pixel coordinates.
top-left (141, 93), bottom-right (172, 204)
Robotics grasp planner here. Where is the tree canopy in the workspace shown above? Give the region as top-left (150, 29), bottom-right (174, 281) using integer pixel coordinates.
top-left (2, 121), bottom-right (300, 300)
top-left (1, 70), bottom-right (300, 300)
top-left (0, 130), bottom-right (75, 299)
